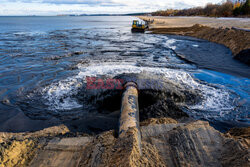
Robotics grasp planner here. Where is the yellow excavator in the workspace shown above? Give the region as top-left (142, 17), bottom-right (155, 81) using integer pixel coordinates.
top-left (131, 20), bottom-right (148, 33)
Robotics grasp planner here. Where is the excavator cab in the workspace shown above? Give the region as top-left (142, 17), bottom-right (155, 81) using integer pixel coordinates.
top-left (131, 20), bottom-right (146, 33)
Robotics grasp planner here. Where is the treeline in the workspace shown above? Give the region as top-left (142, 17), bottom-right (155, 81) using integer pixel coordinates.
top-left (152, 0), bottom-right (250, 17)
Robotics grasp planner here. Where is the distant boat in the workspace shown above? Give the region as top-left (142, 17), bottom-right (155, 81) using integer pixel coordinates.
top-left (131, 20), bottom-right (148, 33)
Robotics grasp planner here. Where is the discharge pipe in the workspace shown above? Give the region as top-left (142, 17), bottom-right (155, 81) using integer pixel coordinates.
top-left (119, 82), bottom-right (142, 155)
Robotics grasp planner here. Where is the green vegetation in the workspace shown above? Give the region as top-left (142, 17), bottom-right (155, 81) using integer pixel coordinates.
top-left (152, 0), bottom-right (250, 17)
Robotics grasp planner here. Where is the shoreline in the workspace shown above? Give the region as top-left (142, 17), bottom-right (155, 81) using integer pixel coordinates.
top-left (139, 16), bottom-right (250, 65)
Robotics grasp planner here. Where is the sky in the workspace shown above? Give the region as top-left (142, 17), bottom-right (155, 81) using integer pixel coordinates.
top-left (0, 0), bottom-right (223, 16)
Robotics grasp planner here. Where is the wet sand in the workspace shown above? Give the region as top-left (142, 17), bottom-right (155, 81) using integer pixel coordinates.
top-left (1, 119), bottom-right (249, 167)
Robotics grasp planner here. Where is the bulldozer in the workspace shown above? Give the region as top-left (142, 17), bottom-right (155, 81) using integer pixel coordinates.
top-left (131, 20), bottom-right (148, 33)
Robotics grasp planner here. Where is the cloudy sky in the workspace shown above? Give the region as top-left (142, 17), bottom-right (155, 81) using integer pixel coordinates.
top-left (0, 0), bottom-right (222, 16)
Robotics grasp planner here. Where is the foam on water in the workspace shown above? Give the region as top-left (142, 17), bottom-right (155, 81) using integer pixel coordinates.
top-left (43, 79), bottom-right (82, 110)
top-left (42, 62), bottom-right (233, 119)
top-left (13, 31), bottom-right (46, 36)
top-left (164, 38), bottom-right (177, 50)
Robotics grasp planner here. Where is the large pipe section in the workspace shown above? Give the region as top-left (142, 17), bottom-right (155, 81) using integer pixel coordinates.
top-left (119, 82), bottom-right (141, 155)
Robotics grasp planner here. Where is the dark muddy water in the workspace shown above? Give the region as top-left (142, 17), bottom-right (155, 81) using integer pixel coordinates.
top-left (0, 16), bottom-right (249, 133)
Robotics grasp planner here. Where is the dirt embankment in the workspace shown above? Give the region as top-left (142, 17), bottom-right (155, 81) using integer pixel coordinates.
top-left (140, 16), bottom-right (250, 65)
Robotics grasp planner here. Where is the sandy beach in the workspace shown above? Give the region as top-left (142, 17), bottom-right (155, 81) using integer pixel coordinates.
top-left (139, 16), bottom-right (250, 29)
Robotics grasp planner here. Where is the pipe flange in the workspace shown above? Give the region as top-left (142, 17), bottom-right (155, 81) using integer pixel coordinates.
top-left (123, 82), bottom-right (138, 89)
